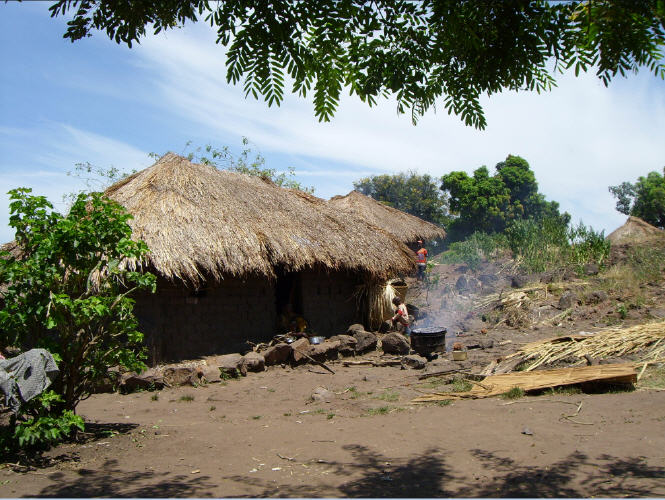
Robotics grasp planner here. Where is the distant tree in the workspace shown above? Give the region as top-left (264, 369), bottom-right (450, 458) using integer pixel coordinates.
top-left (353, 171), bottom-right (448, 225)
top-left (48, 1), bottom-right (665, 128)
top-left (441, 155), bottom-right (569, 239)
top-left (609, 168), bottom-right (665, 228)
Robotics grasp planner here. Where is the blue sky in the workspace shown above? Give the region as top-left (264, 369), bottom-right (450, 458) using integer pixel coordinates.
top-left (2, 2), bottom-right (665, 243)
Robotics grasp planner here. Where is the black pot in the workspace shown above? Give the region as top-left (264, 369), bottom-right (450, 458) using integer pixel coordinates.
top-left (410, 327), bottom-right (447, 358)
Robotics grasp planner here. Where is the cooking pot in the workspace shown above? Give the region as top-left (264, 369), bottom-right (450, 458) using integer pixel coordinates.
top-left (410, 327), bottom-right (446, 359)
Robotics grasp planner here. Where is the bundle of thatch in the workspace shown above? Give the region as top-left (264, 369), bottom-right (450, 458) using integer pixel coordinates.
top-left (104, 153), bottom-right (415, 285)
top-left (607, 216), bottom-right (664, 245)
top-left (494, 321), bottom-right (665, 373)
top-left (328, 191), bottom-right (446, 244)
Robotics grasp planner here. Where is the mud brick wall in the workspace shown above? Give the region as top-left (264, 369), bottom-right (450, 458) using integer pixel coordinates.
top-left (134, 275), bottom-right (276, 364)
top-left (300, 270), bottom-right (362, 336)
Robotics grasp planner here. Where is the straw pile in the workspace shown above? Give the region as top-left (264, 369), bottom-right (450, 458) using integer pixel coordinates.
top-left (103, 153), bottom-right (415, 285)
top-left (500, 321), bottom-right (665, 372)
top-left (356, 278), bottom-right (407, 328)
top-left (328, 191), bottom-right (446, 244)
top-left (413, 363), bottom-right (638, 401)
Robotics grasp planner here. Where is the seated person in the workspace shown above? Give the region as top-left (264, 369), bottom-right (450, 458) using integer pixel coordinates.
top-left (279, 303), bottom-right (308, 334)
top-left (391, 296), bottom-right (411, 336)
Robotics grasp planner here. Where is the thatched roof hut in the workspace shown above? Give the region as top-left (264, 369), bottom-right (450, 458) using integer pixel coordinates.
top-left (607, 216), bottom-right (664, 245)
top-left (328, 190), bottom-right (446, 244)
top-left (105, 153), bottom-right (415, 285)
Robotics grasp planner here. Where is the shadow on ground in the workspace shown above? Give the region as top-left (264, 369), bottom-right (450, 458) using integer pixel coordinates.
top-left (34, 459), bottom-right (214, 498)
top-left (220, 445), bottom-right (665, 498)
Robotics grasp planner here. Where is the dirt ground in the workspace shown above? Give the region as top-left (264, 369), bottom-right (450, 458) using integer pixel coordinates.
top-left (2, 258), bottom-right (665, 498)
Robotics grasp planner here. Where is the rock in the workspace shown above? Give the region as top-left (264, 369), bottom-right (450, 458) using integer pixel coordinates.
top-left (558, 290), bottom-right (578, 309)
top-left (214, 353), bottom-right (247, 377)
top-left (329, 335), bottom-right (357, 356)
top-left (306, 341), bottom-right (340, 362)
top-left (455, 275), bottom-right (468, 292)
top-left (347, 323), bottom-right (366, 334)
top-left (583, 263), bottom-right (599, 276)
top-left (478, 339), bottom-right (495, 349)
top-left (401, 354), bottom-right (427, 369)
top-left (511, 275), bottom-right (528, 289)
top-left (585, 290), bottom-right (608, 304)
top-left (521, 426), bottom-right (534, 436)
top-left (311, 386), bottom-right (335, 403)
top-left (353, 330), bottom-right (378, 353)
top-left (163, 366), bottom-right (199, 386)
top-left (378, 320), bottom-right (391, 334)
top-left (198, 365), bottom-right (221, 383)
top-left (478, 274), bottom-right (498, 286)
top-left (291, 338), bottom-right (312, 363)
top-left (242, 351), bottom-right (266, 372)
top-left (381, 332), bottom-right (411, 355)
top-left (262, 343), bottom-right (292, 366)
top-left (456, 275), bottom-right (481, 293)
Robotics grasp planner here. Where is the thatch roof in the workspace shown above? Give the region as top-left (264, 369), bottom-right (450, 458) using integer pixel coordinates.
top-left (104, 153), bottom-right (415, 284)
top-left (607, 216), bottom-right (664, 245)
top-left (328, 191), bottom-right (446, 244)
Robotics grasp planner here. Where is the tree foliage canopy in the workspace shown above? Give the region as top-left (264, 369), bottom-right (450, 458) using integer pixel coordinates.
top-left (0, 188), bottom-right (156, 411)
top-left (353, 171), bottom-right (448, 225)
top-left (441, 154), bottom-right (569, 239)
top-left (49, 0), bottom-right (665, 128)
top-left (609, 167), bottom-right (665, 228)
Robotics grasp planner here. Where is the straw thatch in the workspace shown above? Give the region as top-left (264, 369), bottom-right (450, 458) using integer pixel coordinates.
top-left (413, 363), bottom-right (637, 401)
top-left (328, 191), bottom-right (446, 244)
top-left (104, 153), bottom-right (415, 285)
top-left (607, 216), bottom-right (664, 245)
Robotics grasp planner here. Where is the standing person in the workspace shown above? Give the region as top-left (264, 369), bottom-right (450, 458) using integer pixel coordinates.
top-left (416, 240), bottom-right (428, 281)
top-left (391, 296), bottom-right (411, 336)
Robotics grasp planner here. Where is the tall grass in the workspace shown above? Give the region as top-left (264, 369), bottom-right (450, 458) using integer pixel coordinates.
top-left (440, 218), bottom-right (610, 274)
top-left (440, 232), bottom-right (508, 271)
top-left (506, 218), bottom-right (609, 273)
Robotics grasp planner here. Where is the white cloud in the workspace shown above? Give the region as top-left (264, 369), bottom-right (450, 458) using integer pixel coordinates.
top-left (0, 123), bottom-right (150, 242)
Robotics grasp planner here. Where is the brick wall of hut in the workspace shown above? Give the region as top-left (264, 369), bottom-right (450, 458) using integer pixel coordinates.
top-left (134, 275), bottom-right (276, 364)
top-left (300, 269), bottom-right (362, 335)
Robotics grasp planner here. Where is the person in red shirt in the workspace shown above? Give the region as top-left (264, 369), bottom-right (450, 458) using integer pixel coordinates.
top-left (416, 240), bottom-right (428, 280)
top-left (391, 296), bottom-right (411, 336)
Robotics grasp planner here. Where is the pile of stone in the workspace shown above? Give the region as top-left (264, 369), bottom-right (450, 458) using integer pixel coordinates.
top-left (117, 324), bottom-right (386, 392)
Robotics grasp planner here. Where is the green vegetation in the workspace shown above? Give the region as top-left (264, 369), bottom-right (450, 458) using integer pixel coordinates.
top-left (252, 415), bottom-right (262, 420)
top-left (434, 400), bottom-right (452, 407)
top-left (365, 406), bottom-right (391, 416)
top-left (609, 167), bottom-right (665, 228)
top-left (451, 378), bottom-right (473, 393)
top-left (440, 232), bottom-right (508, 271)
top-left (327, 413), bottom-right (335, 420)
top-left (179, 395), bottom-right (195, 402)
top-left (0, 391), bottom-right (84, 455)
top-left (50, 2), bottom-right (665, 128)
top-left (441, 155), bottom-right (569, 240)
top-left (0, 188), bottom-right (155, 453)
top-left (176, 138), bottom-right (314, 193)
top-left (353, 171), bottom-right (448, 225)
top-left (150, 394), bottom-right (159, 402)
top-left (373, 390), bottom-right (400, 402)
top-left (500, 387), bottom-right (526, 400)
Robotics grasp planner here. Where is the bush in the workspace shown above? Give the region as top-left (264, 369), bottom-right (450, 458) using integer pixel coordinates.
top-left (506, 218), bottom-right (609, 273)
top-left (0, 188), bottom-right (156, 412)
top-left (440, 232), bottom-right (508, 271)
top-left (0, 391), bottom-right (84, 454)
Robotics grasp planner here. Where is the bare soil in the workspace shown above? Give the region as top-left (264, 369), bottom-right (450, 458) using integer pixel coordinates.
top-left (2, 258), bottom-right (665, 498)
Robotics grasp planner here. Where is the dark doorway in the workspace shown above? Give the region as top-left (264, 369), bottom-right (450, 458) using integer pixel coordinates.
top-left (275, 269), bottom-right (303, 329)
